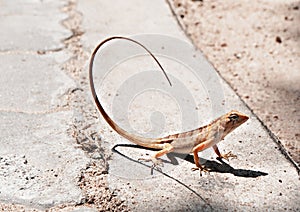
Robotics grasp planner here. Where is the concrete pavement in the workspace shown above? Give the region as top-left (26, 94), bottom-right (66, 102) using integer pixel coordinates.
top-left (0, 0), bottom-right (299, 211)
top-left (0, 0), bottom-right (90, 210)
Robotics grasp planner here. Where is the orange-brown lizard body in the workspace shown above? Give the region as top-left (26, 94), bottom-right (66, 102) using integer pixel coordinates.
top-left (89, 37), bottom-right (249, 171)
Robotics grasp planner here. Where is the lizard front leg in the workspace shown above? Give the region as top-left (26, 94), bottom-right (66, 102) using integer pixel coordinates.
top-left (139, 143), bottom-right (174, 169)
top-left (191, 143), bottom-right (210, 174)
top-left (213, 144), bottom-right (237, 160)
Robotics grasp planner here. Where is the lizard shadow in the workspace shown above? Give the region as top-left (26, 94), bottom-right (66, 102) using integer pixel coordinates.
top-left (112, 144), bottom-right (268, 178)
top-left (182, 154), bottom-right (268, 178)
top-left (111, 143), bottom-right (212, 207)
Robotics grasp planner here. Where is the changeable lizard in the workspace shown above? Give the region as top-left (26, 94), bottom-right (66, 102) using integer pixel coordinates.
top-left (89, 36), bottom-right (249, 172)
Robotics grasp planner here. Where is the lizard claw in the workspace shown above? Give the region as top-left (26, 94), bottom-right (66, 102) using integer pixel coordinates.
top-left (191, 166), bottom-right (211, 176)
top-left (138, 157), bottom-right (164, 169)
top-left (220, 151), bottom-right (237, 161)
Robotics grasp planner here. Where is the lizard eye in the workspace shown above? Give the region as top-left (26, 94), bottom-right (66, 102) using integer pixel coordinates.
top-left (229, 113), bottom-right (239, 121)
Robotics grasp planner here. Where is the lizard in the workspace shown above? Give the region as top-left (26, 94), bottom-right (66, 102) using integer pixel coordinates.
top-left (89, 36), bottom-right (249, 173)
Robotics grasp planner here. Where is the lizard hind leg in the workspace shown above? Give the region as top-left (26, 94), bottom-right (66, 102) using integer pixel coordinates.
top-left (138, 143), bottom-right (174, 171)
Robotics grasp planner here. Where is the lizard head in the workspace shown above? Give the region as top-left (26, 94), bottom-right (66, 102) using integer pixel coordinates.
top-left (223, 110), bottom-right (249, 135)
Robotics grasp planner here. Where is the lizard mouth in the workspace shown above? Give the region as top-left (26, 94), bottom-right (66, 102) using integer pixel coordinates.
top-left (240, 114), bottom-right (249, 123)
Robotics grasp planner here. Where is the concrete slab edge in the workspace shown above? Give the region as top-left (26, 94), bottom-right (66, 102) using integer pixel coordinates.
top-left (165, 0), bottom-right (300, 175)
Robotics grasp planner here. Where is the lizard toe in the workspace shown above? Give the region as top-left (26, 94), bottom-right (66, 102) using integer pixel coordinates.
top-left (192, 165), bottom-right (211, 176)
top-left (220, 151), bottom-right (237, 161)
top-left (139, 157), bottom-right (164, 167)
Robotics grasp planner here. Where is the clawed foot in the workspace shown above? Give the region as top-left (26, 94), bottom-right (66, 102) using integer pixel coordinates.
top-left (138, 157), bottom-right (163, 171)
top-left (191, 166), bottom-right (211, 176)
top-left (220, 151), bottom-right (237, 161)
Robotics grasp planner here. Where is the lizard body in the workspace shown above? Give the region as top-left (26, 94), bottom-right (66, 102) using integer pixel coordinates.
top-left (89, 36), bottom-right (249, 171)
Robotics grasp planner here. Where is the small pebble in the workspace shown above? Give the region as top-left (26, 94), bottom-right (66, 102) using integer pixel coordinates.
top-left (234, 53), bottom-right (242, 59)
top-left (275, 36), bottom-right (282, 43)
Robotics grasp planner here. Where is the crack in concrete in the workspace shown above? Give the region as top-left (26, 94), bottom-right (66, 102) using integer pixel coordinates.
top-left (0, 107), bottom-right (70, 115)
top-left (0, 48), bottom-right (64, 55)
top-left (49, 0), bottom-right (130, 210)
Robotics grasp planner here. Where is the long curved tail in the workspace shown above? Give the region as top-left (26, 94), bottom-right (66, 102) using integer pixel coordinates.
top-left (89, 36), bottom-right (172, 148)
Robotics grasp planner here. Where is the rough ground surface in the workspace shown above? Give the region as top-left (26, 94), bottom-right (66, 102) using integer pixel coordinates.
top-left (0, 0), bottom-right (127, 211)
top-left (168, 0), bottom-right (300, 165)
top-left (59, 1), bottom-right (129, 211)
top-left (78, 0), bottom-right (299, 211)
top-left (0, 0), bottom-right (299, 211)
